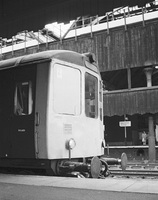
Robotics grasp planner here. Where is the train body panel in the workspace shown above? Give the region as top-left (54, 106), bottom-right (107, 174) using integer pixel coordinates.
top-left (34, 61), bottom-right (50, 158)
top-left (35, 59), bottom-right (104, 159)
top-left (0, 50), bottom-right (106, 177)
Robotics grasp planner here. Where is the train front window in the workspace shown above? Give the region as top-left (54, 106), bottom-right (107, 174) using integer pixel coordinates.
top-left (53, 63), bottom-right (81, 115)
top-left (85, 73), bottom-right (98, 118)
top-left (14, 81), bottom-right (33, 115)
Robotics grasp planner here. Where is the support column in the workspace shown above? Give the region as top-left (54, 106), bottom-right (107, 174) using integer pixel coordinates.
top-left (127, 68), bottom-right (131, 89)
top-left (144, 67), bottom-right (156, 162)
top-left (144, 67), bottom-right (152, 87)
top-left (148, 115), bottom-right (156, 162)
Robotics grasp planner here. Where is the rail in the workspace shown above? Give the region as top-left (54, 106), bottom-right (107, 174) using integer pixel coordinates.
top-left (109, 162), bottom-right (158, 177)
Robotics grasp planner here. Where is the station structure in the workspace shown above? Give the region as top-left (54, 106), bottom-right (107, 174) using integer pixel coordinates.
top-left (0, 0), bottom-right (158, 162)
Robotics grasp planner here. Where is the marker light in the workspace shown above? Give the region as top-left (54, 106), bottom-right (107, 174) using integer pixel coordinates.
top-left (66, 138), bottom-right (76, 150)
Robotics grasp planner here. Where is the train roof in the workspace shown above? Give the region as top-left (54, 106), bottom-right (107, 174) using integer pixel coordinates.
top-left (0, 50), bottom-right (99, 73)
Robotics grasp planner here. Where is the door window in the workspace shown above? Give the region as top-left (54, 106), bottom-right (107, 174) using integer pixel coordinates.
top-left (14, 81), bottom-right (33, 115)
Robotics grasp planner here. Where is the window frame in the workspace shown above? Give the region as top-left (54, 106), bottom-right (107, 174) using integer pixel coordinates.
top-left (85, 72), bottom-right (98, 119)
top-left (53, 63), bottom-right (81, 116)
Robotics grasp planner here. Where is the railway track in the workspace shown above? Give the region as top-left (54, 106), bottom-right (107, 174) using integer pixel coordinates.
top-left (1, 162), bottom-right (158, 179)
top-left (109, 163), bottom-right (158, 177)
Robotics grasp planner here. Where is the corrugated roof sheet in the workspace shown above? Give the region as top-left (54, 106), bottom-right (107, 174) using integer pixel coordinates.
top-left (103, 86), bottom-right (158, 116)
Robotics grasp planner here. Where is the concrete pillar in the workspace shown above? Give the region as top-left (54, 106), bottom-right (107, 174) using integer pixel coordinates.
top-left (144, 67), bottom-right (153, 87)
top-left (144, 67), bottom-right (156, 162)
top-left (155, 114), bottom-right (158, 145)
top-left (148, 115), bottom-right (156, 162)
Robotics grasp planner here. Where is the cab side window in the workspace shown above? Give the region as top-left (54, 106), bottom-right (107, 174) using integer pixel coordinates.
top-left (14, 81), bottom-right (33, 115)
top-left (85, 73), bottom-right (98, 118)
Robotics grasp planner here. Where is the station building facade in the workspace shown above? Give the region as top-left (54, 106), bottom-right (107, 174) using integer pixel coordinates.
top-left (1, 7), bottom-right (158, 162)
top-left (101, 18), bottom-right (158, 161)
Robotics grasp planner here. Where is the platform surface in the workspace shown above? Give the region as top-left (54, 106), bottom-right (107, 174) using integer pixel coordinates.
top-left (0, 174), bottom-right (157, 194)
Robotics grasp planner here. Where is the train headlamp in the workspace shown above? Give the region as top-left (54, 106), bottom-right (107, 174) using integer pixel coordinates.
top-left (66, 138), bottom-right (76, 150)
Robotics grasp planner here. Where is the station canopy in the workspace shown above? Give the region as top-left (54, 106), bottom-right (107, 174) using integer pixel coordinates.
top-left (0, 0), bottom-right (153, 38)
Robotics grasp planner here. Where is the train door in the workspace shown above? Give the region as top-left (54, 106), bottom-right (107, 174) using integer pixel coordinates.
top-left (12, 65), bottom-right (36, 158)
top-left (0, 65), bottom-right (36, 159)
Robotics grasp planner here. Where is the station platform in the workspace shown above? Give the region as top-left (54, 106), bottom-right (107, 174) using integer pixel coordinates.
top-left (0, 174), bottom-right (157, 194)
